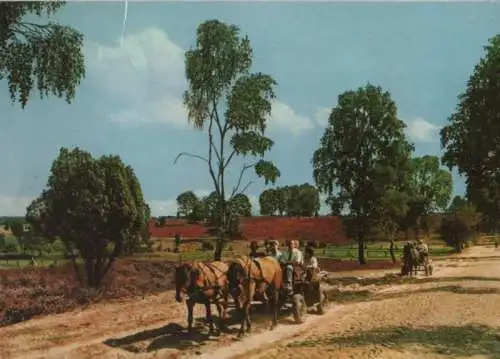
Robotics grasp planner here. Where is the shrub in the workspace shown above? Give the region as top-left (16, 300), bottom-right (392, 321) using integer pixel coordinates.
top-left (201, 240), bottom-right (214, 251)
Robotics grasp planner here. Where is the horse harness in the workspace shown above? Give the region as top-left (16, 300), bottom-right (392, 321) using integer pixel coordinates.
top-left (187, 262), bottom-right (226, 301)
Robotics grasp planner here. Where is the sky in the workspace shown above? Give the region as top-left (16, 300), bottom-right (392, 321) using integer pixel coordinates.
top-left (1, 1), bottom-right (499, 216)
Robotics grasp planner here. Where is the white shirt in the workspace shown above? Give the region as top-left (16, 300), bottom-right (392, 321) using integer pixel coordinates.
top-left (279, 248), bottom-right (304, 265)
top-left (305, 256), bottom-right (318, 269)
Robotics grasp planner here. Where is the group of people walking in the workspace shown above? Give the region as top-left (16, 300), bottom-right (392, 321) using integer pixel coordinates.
top-left (249, 239), bottom-right (319, 291)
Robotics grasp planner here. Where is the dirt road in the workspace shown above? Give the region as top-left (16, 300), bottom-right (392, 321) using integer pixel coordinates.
top-left (2, 246), bottom-right (500, 359)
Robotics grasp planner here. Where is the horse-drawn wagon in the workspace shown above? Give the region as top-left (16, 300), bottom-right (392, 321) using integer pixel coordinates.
top-left (401, 241), bottom-right (433, 277)
top-left (283, 264), bottom-right (329, 323)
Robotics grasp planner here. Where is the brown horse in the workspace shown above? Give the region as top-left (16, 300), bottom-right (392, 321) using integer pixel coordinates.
top-left (227, 255), bottom-right (283, 337)
top-left (174, 261), bottom-right (229, 334)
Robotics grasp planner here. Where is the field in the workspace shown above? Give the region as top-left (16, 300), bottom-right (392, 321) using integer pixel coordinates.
top-left (1, 245), bottom-right (500, 359)
top-left (0, 238), bottom-right (455, 269)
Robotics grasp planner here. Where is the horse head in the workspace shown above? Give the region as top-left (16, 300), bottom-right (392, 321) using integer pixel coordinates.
top-left (227, 259), bottom-right (249, 298)
top-left (174, 263), bottom-right (196, 302)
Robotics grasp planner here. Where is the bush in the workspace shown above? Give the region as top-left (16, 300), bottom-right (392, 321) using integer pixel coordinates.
top-left (201, 240), bottom-right (214, 251)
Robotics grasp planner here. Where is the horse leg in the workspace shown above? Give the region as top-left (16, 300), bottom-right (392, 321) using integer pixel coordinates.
top-left (270, 286), bottom-right (279, 330)
top-left (214, 295), bottom-right (227, 332)
top-left (244, 299), bottom-right (253, 334)
top-left (205, 300), bottom-right (215, 333)
top-left (237, 299), bottom-right (247, 338)
top-left (187, 299), bottom-right (195, 334)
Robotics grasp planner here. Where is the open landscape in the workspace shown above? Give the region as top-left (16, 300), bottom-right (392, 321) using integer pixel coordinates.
top-left (2, 2), bottom-right (500, 359)
top-left (2, 245), bottom-right (500, 359)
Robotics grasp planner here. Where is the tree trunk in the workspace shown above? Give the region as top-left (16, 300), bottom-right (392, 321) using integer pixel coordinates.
top-left (415, 216), bottom-right (421, 241)
top-left (214, 227), bottom-right (225, 261)
top-left (389, 240), bottom-right (396, 264)
top-left (84, 259), bottom-right (96, 287)
top-left (358, 234), bottom-right (366, 265)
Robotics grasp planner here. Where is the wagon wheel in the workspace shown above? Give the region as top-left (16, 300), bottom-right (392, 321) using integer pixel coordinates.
top-left (292, 293), bottom-right (306, 324)
top-left (316, 286), bottom-right (329, 315)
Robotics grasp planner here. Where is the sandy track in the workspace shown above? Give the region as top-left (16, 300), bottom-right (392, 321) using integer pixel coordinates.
top-left (1, 246), bottom-right (500, 359)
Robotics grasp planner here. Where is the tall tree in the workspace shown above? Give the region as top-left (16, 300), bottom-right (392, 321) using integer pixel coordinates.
top-left (312, 84), bottom-right (413, 264)
top-left (176, 191), bottom-right (200, 218)
top-left (406, 155), bottom-right (453, 239)
top-left (285, 183), bottom-right (320, 216)
top-left (1, 2), bottom-right (85, 107)
top-left (229, 193), bottom-right (252, 217)
top-left (259, 188), bottom-right (279, 216)
top-left (175, 20), bottom-right (280, 260)
top-left (26, 147), bottom-right (149, 287)
top-left (440, 199), bottom-right (480, 252)
top-left (441, 35), bottom-right (500, 232)
top-left (276, 186), bottom-right (290, 216)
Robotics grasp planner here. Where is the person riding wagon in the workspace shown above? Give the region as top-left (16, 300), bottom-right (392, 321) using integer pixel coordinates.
top-left (279, 239), bottom-right (304, 292)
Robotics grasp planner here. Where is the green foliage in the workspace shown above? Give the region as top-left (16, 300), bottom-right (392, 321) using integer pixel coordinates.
top-left (201, 239), bottom-right (215, 251)
top-left (229, 193), bottom-right (252, 217)
top-left (441, 35), bottom-right (500, 231)
top-left (203, 191), bottom-right (244, 237)
top-left (312, 84), bottom-right (413, 264)
top-left (26, 147), bottom-right (150, 287)
top-left (0, 1), bottom-right (85, 107)
top-left (258, 184), bottom-right (320, 216)
top-left (157, 216), bottom-right (166, 227)
top-left (440, 198), bottom-right (480, 252)
top-left (178, 19), bottom-right (280, 260)
top-left (259, 188), bottom-right (279, 215)
top-left (405, 155), bottom-right (453, 238)
top-left (176, 191), bottom-right (199, 218)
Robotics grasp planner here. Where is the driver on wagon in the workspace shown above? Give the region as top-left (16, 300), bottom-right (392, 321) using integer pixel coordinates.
top-left (416, 238), bottom-right (429, 254)
top-left (279, 239), bottom-right (304, 291)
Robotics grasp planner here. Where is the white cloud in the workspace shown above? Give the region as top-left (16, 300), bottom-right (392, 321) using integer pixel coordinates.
top-left (314, 107), bottom-right (331, 127)
top-left (404, 117), bottom-right (441, 143)
top-left (86, 27), bottom-right (188, 128)
top-left (268, 101), bottom-right (315, 135)
top-left (147, 199), bottom-right (178, 217)
top-left (0, 194), bottom-right (34, 216)
top-left (87, 28), bottom-right (312, 134)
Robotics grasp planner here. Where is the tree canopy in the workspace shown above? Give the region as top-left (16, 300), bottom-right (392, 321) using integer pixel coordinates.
top-left (259, 184), bottom-right (320, 217)
top-left (441, 35), bottom-right (500, 231)
top-left (229, 193), bottom-right (252, 217)
top-left (0, 1), bottom-right (85, 107)
top-left (312, 84), bottom-right (413, 263)
top-left (26, 147), bottom-right (150, 287)
top-left (440, 196), bottom-right (480, 252)
top-left (176, 191), bottom-right (199, 218)
top-left (176, 19), bottom-right (280, 260)
top-left (405, 155), bottom-right (453, 238)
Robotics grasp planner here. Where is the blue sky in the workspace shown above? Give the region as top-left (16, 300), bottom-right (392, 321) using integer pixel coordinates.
top-left (1, 2), bottom-right (499, 216)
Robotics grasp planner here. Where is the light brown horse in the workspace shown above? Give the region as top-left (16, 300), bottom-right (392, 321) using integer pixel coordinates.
top-left (174, 261), bottom-right (229, 334)
top-left (227, 255), bottom-right (283, 337)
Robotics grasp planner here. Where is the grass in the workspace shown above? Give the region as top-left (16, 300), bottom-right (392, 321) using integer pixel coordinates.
top-left (0, 239), bottom-right (457, 269)
top-left (287, 324), bottom-right (500, 358)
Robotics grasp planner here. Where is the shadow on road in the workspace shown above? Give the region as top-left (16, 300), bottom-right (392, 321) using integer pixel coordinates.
top-left (327, 274), bottom-right (500, 288)
top-left (287, 324), bottom-right (500, 358)
top-left (103, 303), bottom-right (302, 353)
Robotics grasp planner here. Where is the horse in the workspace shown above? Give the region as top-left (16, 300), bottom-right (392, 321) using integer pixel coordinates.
top-left (401, 242), bottom-right (420, 277)
top-left (227, 255), bottom-right (283, 338)
top-left (174, 261), bottom-right (230, 334)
